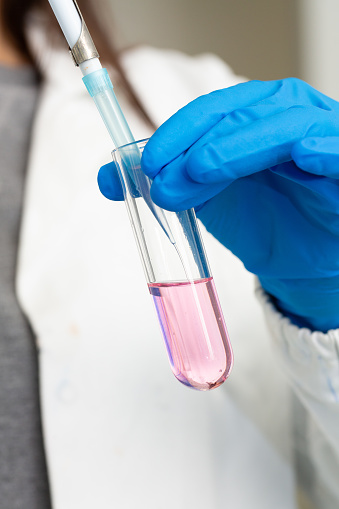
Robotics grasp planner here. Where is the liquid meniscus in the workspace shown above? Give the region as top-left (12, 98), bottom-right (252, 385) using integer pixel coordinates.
top-left (148, 277), bottom-right (233, 391)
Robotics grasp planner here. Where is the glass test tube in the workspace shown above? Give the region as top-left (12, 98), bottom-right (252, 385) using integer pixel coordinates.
top-left (113, 139), bottom-right (233, 391)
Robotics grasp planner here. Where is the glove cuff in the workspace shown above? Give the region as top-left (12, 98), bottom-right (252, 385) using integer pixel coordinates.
top-left (258, 275), bottom-right (339, 332)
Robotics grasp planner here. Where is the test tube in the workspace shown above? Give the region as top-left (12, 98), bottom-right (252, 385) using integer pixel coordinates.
top-left (113, 139), bottom-right (233, 391)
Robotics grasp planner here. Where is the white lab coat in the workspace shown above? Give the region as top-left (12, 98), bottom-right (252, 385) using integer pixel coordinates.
top-left (17, 32), bottom-right (339, 509)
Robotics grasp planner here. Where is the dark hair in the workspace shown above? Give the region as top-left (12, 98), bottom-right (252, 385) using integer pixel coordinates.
top-left (0, 0), bottom-right (155, 128)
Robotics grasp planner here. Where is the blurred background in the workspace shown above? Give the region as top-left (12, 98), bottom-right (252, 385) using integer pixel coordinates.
top-left (109, 0), bottom-right (339, 100)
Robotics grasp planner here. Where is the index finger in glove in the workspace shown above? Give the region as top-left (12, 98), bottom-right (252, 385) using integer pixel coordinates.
top-left (185, 104), bottom-right (333, 185)
top-left (142, 79), bottom-right (282, 178)
top-left (148, 105), bottom-right (333, 211)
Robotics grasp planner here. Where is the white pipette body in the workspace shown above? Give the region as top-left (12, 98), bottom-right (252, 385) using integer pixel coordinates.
top-left (47, 0), bottom-right (176, 244)
top-left (48, 0), bottom-right (81, 48)
top-left (48, 0), bottom-right (101, 75)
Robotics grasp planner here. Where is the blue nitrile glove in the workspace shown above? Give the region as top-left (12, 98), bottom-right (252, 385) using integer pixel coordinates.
top-left (98, 78), bottom-right (339, 332)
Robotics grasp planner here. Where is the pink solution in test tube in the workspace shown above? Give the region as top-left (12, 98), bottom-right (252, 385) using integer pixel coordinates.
top-left (148, 277), bottom-right (233, 391)
top-left (113, 139), bottom-right (234, 391)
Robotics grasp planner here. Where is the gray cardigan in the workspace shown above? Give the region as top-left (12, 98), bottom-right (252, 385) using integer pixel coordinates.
top-left (0, 64), bottom-right (51, 508)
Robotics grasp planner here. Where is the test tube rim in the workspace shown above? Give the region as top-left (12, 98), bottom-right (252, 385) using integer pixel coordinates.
top-left (111, 137), bottom-right (149, 154)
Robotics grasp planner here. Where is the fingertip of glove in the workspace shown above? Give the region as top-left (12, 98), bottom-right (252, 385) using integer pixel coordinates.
top-left (149, 180), bottom-right (180, 212)
top-left (142, 137), bottom-right (167, 179)
top-left (140, 150), bottom-right (156, 179)
top-left (97, 162), bottom-right (124, 201)
top-left (150, 173), bottom-right (193, 212)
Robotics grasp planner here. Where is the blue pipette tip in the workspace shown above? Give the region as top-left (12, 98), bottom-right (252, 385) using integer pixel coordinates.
top-left (83, 68), bottom-right (113, 97)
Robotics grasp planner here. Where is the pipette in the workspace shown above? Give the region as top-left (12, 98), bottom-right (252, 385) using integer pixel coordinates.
top-left (47, 0), bottom-right (175, 244)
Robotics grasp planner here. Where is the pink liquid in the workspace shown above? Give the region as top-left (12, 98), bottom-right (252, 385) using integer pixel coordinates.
top-left (148, 277), bottom-right (233, 391)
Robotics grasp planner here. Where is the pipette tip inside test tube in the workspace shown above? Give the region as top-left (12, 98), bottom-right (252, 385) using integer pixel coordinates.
top-left (48, 0), bottom-right (233, 390)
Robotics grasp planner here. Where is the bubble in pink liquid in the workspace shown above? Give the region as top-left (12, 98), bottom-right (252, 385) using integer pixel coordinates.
top-left (148, 277), bottom-right (233, 391)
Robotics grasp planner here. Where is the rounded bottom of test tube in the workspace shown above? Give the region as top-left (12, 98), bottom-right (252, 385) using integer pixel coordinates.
top-left (174, 371), bottom-right (231, 391)
top-left (149, 277), bottom-right (233, 392)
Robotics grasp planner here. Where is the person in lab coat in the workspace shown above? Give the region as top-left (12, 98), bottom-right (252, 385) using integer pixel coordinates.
top-left (0, 0), bottom-right (338, 508)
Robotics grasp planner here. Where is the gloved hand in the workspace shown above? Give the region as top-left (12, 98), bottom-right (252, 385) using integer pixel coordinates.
top-left (98, 78), bottom-right (339, 332)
